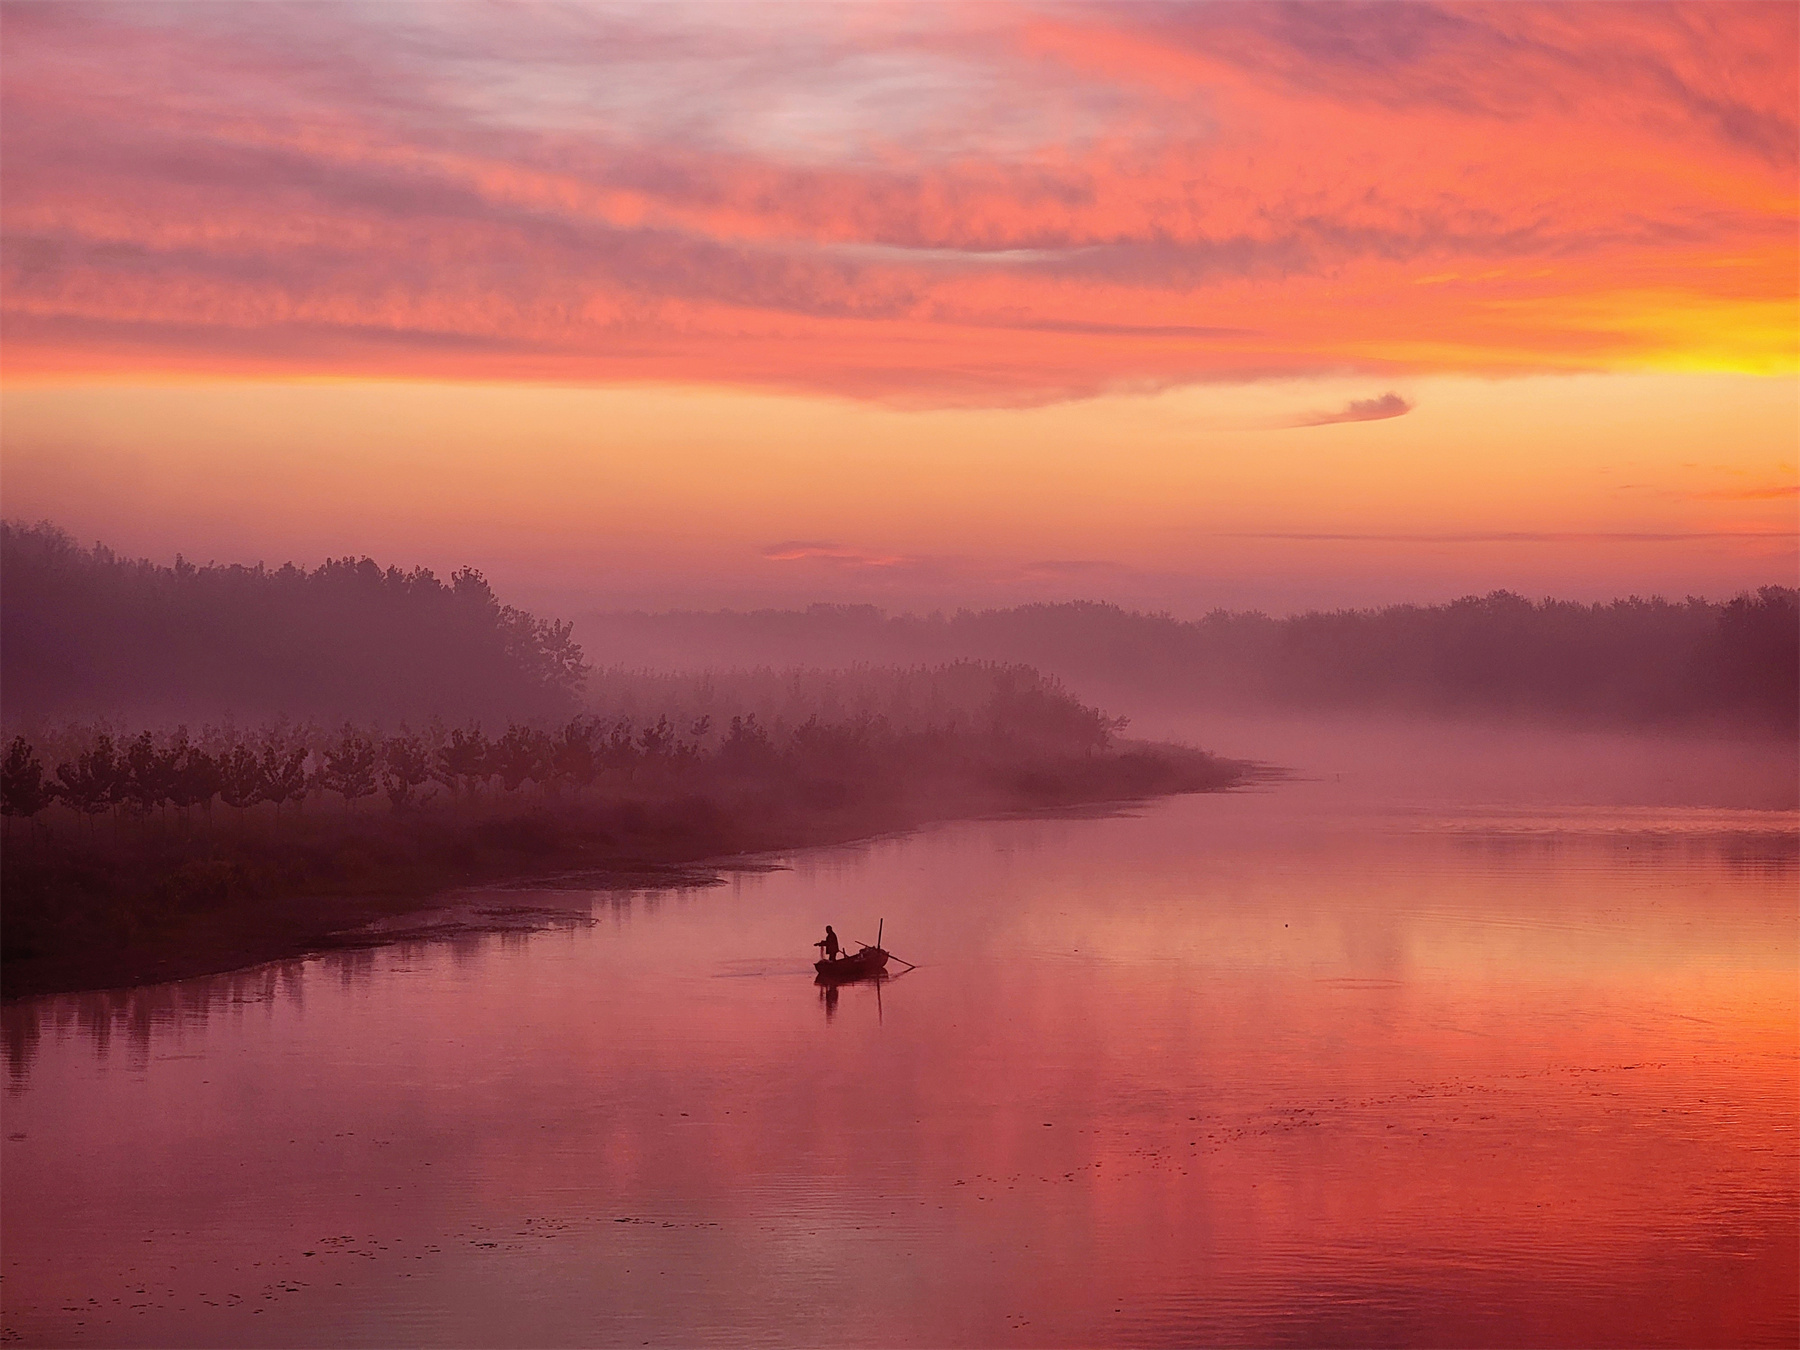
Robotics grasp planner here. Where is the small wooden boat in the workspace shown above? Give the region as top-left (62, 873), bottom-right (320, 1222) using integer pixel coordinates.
top-left (814, 946), bottom-right (889, 983)
top-left (812, 920), bottom-right (911, 984)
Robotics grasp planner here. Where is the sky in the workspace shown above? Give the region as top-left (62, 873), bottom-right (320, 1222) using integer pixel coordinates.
top-left (1, 0), bottom-right (1795, 617)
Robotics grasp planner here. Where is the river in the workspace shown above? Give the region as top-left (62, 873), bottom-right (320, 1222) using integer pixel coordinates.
top-left (4, 722), bottom-right (1796, 1347)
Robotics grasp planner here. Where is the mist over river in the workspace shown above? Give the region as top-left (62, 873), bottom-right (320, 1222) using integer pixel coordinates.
top-left (5, 720), bottom-right (1795, 1348)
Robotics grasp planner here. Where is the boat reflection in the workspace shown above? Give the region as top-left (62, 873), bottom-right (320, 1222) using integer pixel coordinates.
top-left (817, 968), bottom-right (896, 1022)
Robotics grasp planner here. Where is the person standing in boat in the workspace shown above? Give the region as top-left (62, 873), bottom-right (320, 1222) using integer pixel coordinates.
top-left (817, 925), bottom-right (841, 962)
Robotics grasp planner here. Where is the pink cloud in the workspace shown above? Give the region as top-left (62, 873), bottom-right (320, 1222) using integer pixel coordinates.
top-left (1, 4), bottom-right (1792, 402)
top-left (1281, 392), bottom-right (1414, 429)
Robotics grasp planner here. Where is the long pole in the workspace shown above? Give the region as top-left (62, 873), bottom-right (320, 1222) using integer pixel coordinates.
top-left (877, 918), bottom-right (884, 950)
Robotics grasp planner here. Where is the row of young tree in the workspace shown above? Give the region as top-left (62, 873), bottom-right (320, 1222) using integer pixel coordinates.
top-left (0, 681), bottom-right (1117, 833)
top-left (0, 714), bottom-right (781, 831)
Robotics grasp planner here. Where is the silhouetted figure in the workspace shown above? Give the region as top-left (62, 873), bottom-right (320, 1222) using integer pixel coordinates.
top-left (816, 925), bottom-right (841, 962)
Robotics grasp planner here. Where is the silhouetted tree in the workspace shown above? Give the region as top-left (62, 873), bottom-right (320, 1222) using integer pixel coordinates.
top-left (491, 724), bottom-right (548, 793)
top-left (152, 741), bottom-right (185, 823)
top-left (121, 731), bottom-right (175, 821)
top-left (168, 737), bottom-right (223, 824)
top-left (54, 734), bottom-right (121, 835)
top-left (549, 718), bottom-right (598, 798)
top-left (218, 743), bottom-right (266, 823)
top-left (1, 737), bottom-right (54, 835)
top-left (600, 718), bottom-right (640, 776)
top-left (381, 732), bottom-right (433, 811)
top-left (1705, 586), bottom-right (1800, 729)
top-left (638, 715), bottom-right (675, 765)
top-left (259, 740), bottom-right (309, 819)
top-left (718, 714), bottom-right (776, 771)
top-left (320, 727), bottom-right (378, 813)
top-left (437, 724), bottom-right (490, 801)
top-left (987, 674), bottom-right (1113, 755)
top-left (789, 714), bottom-right (881, 777)
top-left (669, 715), bottom-right (713, 771)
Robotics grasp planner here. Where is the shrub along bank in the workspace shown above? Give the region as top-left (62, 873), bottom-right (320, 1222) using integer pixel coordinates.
top-left (2, 671), bottom-right (1253, 998)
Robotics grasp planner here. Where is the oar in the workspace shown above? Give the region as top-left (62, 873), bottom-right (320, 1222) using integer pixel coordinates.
top-left (853, 919), bottom-right (915, 972)
top-left (870, 917), bottom-right (916, 970)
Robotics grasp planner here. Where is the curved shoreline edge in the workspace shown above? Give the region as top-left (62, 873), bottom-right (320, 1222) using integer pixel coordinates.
top-left (3, 749), bottom-right (1276, 1003)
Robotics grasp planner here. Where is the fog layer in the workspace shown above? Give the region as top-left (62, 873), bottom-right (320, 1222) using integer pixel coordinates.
top-left (581, 592), bottom-right (1799, 735)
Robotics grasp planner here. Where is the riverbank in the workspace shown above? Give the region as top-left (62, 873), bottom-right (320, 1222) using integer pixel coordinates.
top-left (3, 741), bottom-right (1261, 1000)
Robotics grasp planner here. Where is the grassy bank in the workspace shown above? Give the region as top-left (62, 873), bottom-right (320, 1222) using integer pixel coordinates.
top-left (3, 740), bottom-right (1253, 1000)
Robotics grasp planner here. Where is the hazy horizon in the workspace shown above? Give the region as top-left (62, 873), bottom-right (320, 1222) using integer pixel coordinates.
top-left (5, 513), bottom-right (1794, 625)
top-left (7, 521), bottom-right (1793, 743)
top-left (2, 3), bottom-right (1794, 618)
top-left (3, 7), bottom-right (1796, 1346)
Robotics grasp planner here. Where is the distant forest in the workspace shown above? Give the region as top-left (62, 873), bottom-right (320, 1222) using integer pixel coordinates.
top-left (583, 590), bottom-right (1800, 733)
top-left (5, 521), bottom-right (1794, 734)
top-left (2, 522), bottom-right (587, 724)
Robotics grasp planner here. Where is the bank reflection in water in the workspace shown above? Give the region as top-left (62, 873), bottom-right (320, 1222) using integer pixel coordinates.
top-left (3, 791), bottom-right (1795, 1348)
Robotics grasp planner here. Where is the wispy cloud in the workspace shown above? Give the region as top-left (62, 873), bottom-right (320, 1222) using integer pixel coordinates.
top-left (762, 541), bottom-right (916, 569)
top-left (1280, 392), bottom-right (1414, 429)
top-left (1016, 559), bottom-right (1122, 578)
top-left (762, 544), bottom-right (1138, 589)
top-left (1231, 530), bottom-right (1797, 543)
top-left (1688, 484), bottom-right (1800, 501)
top-left (1, 3), bottom-right (1793, 400)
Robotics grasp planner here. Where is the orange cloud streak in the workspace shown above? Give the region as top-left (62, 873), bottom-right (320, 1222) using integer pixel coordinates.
top-left (1, 3), bottom-right (1794, 404)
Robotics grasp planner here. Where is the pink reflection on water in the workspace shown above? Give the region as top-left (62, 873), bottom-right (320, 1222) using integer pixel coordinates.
top-left (3, 790), bottom-right (1796, 1347)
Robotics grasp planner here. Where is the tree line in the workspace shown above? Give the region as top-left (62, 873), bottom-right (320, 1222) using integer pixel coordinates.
top-left (2, 715), bottom-right (770, 831)
top-left (580, 587), bottom-right (1800, 730)
top-left (2, 521), bottom-right (587, 725)
top-left (2, 667), bottom-right (1123, 837)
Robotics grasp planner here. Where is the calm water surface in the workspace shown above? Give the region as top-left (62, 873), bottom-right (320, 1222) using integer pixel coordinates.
top-left (5, 731), bottom-right (1797, 1347)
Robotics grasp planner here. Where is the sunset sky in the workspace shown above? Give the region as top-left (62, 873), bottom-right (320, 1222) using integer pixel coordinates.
top-left (1, 1), bottom-right (1795, 616)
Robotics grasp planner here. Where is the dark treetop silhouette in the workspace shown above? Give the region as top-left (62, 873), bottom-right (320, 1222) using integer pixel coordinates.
top-left (2, 521), bottom-right (586, 726)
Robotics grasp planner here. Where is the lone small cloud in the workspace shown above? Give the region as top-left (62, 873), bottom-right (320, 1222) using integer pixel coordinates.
top-left (1284, 392), bottom-right (1413, 429)
top-left (762, 541), bottom-right (913, 570)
